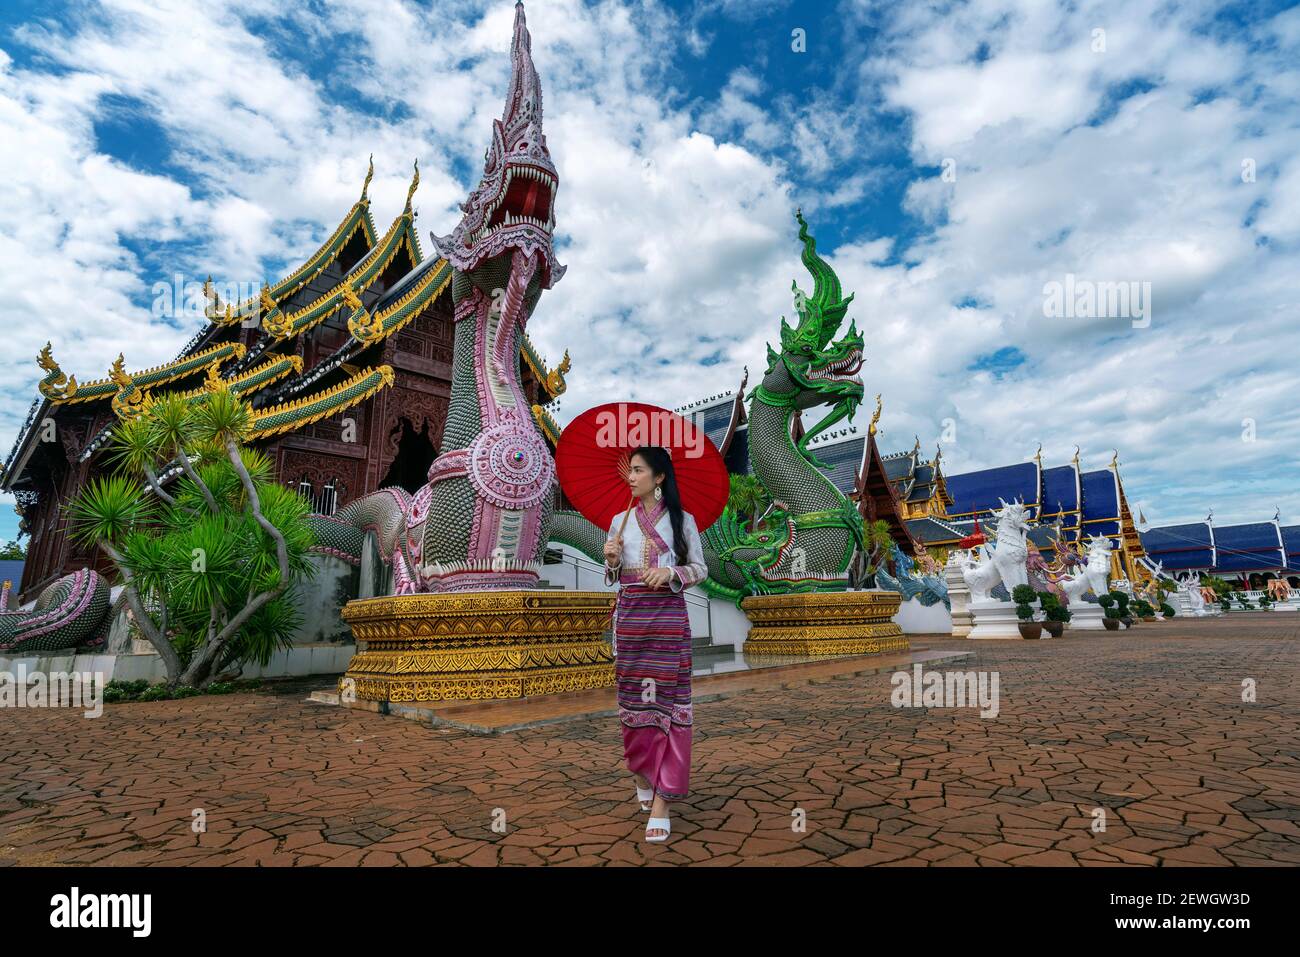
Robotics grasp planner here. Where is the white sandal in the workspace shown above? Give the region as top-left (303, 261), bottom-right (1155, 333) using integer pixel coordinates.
top-left (635, 785), bottom-right (654, 812)
top-left (645, 817), bottom-right (671, 842)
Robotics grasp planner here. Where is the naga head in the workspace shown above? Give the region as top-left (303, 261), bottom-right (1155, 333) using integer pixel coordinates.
top-left (765, 210), bottom-right (865, 438)
top-left (431, 1), bottom-right (564, 290)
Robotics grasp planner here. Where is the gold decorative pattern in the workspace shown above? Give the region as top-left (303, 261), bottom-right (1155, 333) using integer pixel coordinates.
top-left (247, 365), bottom-right (394, 439)
top-left (531, 403), bottom-right (561, 445)
top-left (37, 342), bottom-right (77, 400)
top-left (741, 590), bottom-right (907, 657)
top-left (41, 341), bottom-right (244, 405)
top-left (339, 590), bottom-right (617, 704)
top-left (355, 258), bottom-right (453, 345)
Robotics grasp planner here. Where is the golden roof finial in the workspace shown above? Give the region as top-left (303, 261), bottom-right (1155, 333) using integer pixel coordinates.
top-left (259, 283), bottom-right (275, 315)
top-left (868, 393), bottom-right (882, 435)
top-left (341, 278), bottom-right (362, 314)
top-left (1072, 444), bottom-right (1081, 466)
top-left (405, 158), bottom-right (420, 212)
top-left (37, 342), bottom-right (78, 400)
top-left (1034, 443), bottom-right (1043, 465)
top-left (202, 362), bottom-right (226, 393)
top-left (544, 349), bottom-right (571, 396)
top-left (108, 354), bottom-right (130, 389)
top-left (1111, 448), bottom-right (1119, 469)
top-left (37, 342), bottom-right (60, 376)
top-left (361, 153), bottom-right (374, 202)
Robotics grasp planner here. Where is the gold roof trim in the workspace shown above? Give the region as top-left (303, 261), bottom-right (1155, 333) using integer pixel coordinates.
top-left (248, 365), bottom-right (395, 439)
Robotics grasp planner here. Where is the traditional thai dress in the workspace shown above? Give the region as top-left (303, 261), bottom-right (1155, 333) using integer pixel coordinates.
top-left (604, 498), bottom-right (709, 801)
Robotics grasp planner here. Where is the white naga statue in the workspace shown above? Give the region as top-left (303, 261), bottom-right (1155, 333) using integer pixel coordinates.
top-left (1060, 535), bottom-right (1113, 603)
top-left (960, 499), bottom-right (1032, 602)
top-left (1174, 572), bottom-right (1208, 615)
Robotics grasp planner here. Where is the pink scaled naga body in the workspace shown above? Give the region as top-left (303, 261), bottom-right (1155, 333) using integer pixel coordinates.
top-left (328, 2), bottom-right (567, 595)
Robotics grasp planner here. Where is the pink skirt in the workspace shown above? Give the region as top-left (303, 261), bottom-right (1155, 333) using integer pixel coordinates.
top-left (614, 580), bottom-right (692, 801)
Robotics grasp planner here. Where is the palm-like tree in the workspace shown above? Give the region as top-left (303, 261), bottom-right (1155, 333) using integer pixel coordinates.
top-left (849, 519), bottom-right (897, 588)
top-left (68, 387), bottom-right (315, 688)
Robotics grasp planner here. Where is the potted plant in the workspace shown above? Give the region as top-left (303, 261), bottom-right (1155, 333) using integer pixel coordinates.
top-left (1218, 596), bottom-right (1231, 612)
top-left (1107, 590), bottom-right (1134, 627)
top-left (1132, 598), bottom-right (1157, 622)
top-left (1160, 602), bottom-right (1175, 619)
top-left (1099, 593), bottom-right (1121, 630)
top-left (1258, 592), bottom-right (1272, 610)
top-left (1037, 590), bottom-right (1069, 637)
top-left (1012, 584), bottom-right (1041, 639)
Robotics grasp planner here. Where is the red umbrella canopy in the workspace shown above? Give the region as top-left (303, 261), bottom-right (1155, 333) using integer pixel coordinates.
top-left (556, 401), bottom-right (731, 534)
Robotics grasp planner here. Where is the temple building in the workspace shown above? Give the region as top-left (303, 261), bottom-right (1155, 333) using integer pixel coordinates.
top-left (879, 444), bottom-right (1152, 583)
top-left (1, 160), bottom-right (570, 603)
top-left (1140, 516), bottom-right (1300, 588)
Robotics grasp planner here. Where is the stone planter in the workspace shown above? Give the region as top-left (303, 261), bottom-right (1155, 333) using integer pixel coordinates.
top-left (1102, 618), bottom-right (1121, 631)
top-left (1018, 621), bottom-right (1043, 639)
top-left (1043, 621), bottom-right (1064, 638)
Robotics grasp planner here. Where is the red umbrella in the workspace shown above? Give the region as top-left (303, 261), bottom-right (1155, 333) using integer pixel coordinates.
top-left (555, 401), bottom-right (730, 535)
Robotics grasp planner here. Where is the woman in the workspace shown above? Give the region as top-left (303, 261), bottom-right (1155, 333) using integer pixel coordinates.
top-left (602, 445), bottom-right (708, 843)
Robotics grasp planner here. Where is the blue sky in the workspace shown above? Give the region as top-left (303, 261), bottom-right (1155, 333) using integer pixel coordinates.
top-left (1, 0), bottom-right (1299, 548)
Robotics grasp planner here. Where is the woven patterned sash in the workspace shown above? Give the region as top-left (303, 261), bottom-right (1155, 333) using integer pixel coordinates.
top-left (635, 498), bottom-right (670, 565)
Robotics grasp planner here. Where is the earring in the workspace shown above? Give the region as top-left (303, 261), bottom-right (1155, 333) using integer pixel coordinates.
top-left (654, 486), bottom-right (662, 501)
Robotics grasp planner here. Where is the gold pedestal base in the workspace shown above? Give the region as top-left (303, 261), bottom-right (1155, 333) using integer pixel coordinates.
top-left (339, 590), bottom-right (616, 703)
top-left (741, 590), bottom-right (908, 658)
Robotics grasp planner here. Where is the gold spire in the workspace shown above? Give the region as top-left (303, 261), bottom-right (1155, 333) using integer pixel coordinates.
top-left (868, 393), bottom-right (882, 435)
top-left (1034, 443), bottom-right (1043, 465)
top-left (361, 153), bottom-right (374, 202)
top-left (1110, 449), bottom-right (1119, 469)
top-left (405, 158), bottom-right (420, 212)
top-left (1072, 445), bottom-right (1081, 467)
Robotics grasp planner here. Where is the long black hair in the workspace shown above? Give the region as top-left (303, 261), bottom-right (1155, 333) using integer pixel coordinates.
top-left (630, 445), bottom-right (688, 565)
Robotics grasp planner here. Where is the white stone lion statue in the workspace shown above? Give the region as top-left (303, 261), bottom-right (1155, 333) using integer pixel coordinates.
top-left (960, 499), bottom-right (1032, 603)
top-left (1060, 535), bottom-right (1113, 603)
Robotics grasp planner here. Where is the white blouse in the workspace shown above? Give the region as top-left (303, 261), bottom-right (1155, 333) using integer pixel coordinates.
top-left (603, 501), bottom-right (709, 593)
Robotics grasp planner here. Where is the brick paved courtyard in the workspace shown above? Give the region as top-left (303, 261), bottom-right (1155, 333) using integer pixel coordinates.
top-left (2, 614), bottom-right (1297, 866)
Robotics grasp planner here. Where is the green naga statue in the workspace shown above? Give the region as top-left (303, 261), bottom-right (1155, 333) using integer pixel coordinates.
top-left (549, 211), bottom-right (867, 606)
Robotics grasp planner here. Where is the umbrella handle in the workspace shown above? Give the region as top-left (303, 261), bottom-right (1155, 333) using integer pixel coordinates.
top-left (614, 491), bottom-right (636, 542)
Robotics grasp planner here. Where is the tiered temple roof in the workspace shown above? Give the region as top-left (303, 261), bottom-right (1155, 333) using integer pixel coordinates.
top-left (1, 158), bottom-right (573, 600)
top-left (880, 438), bottom-right (954, 517)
